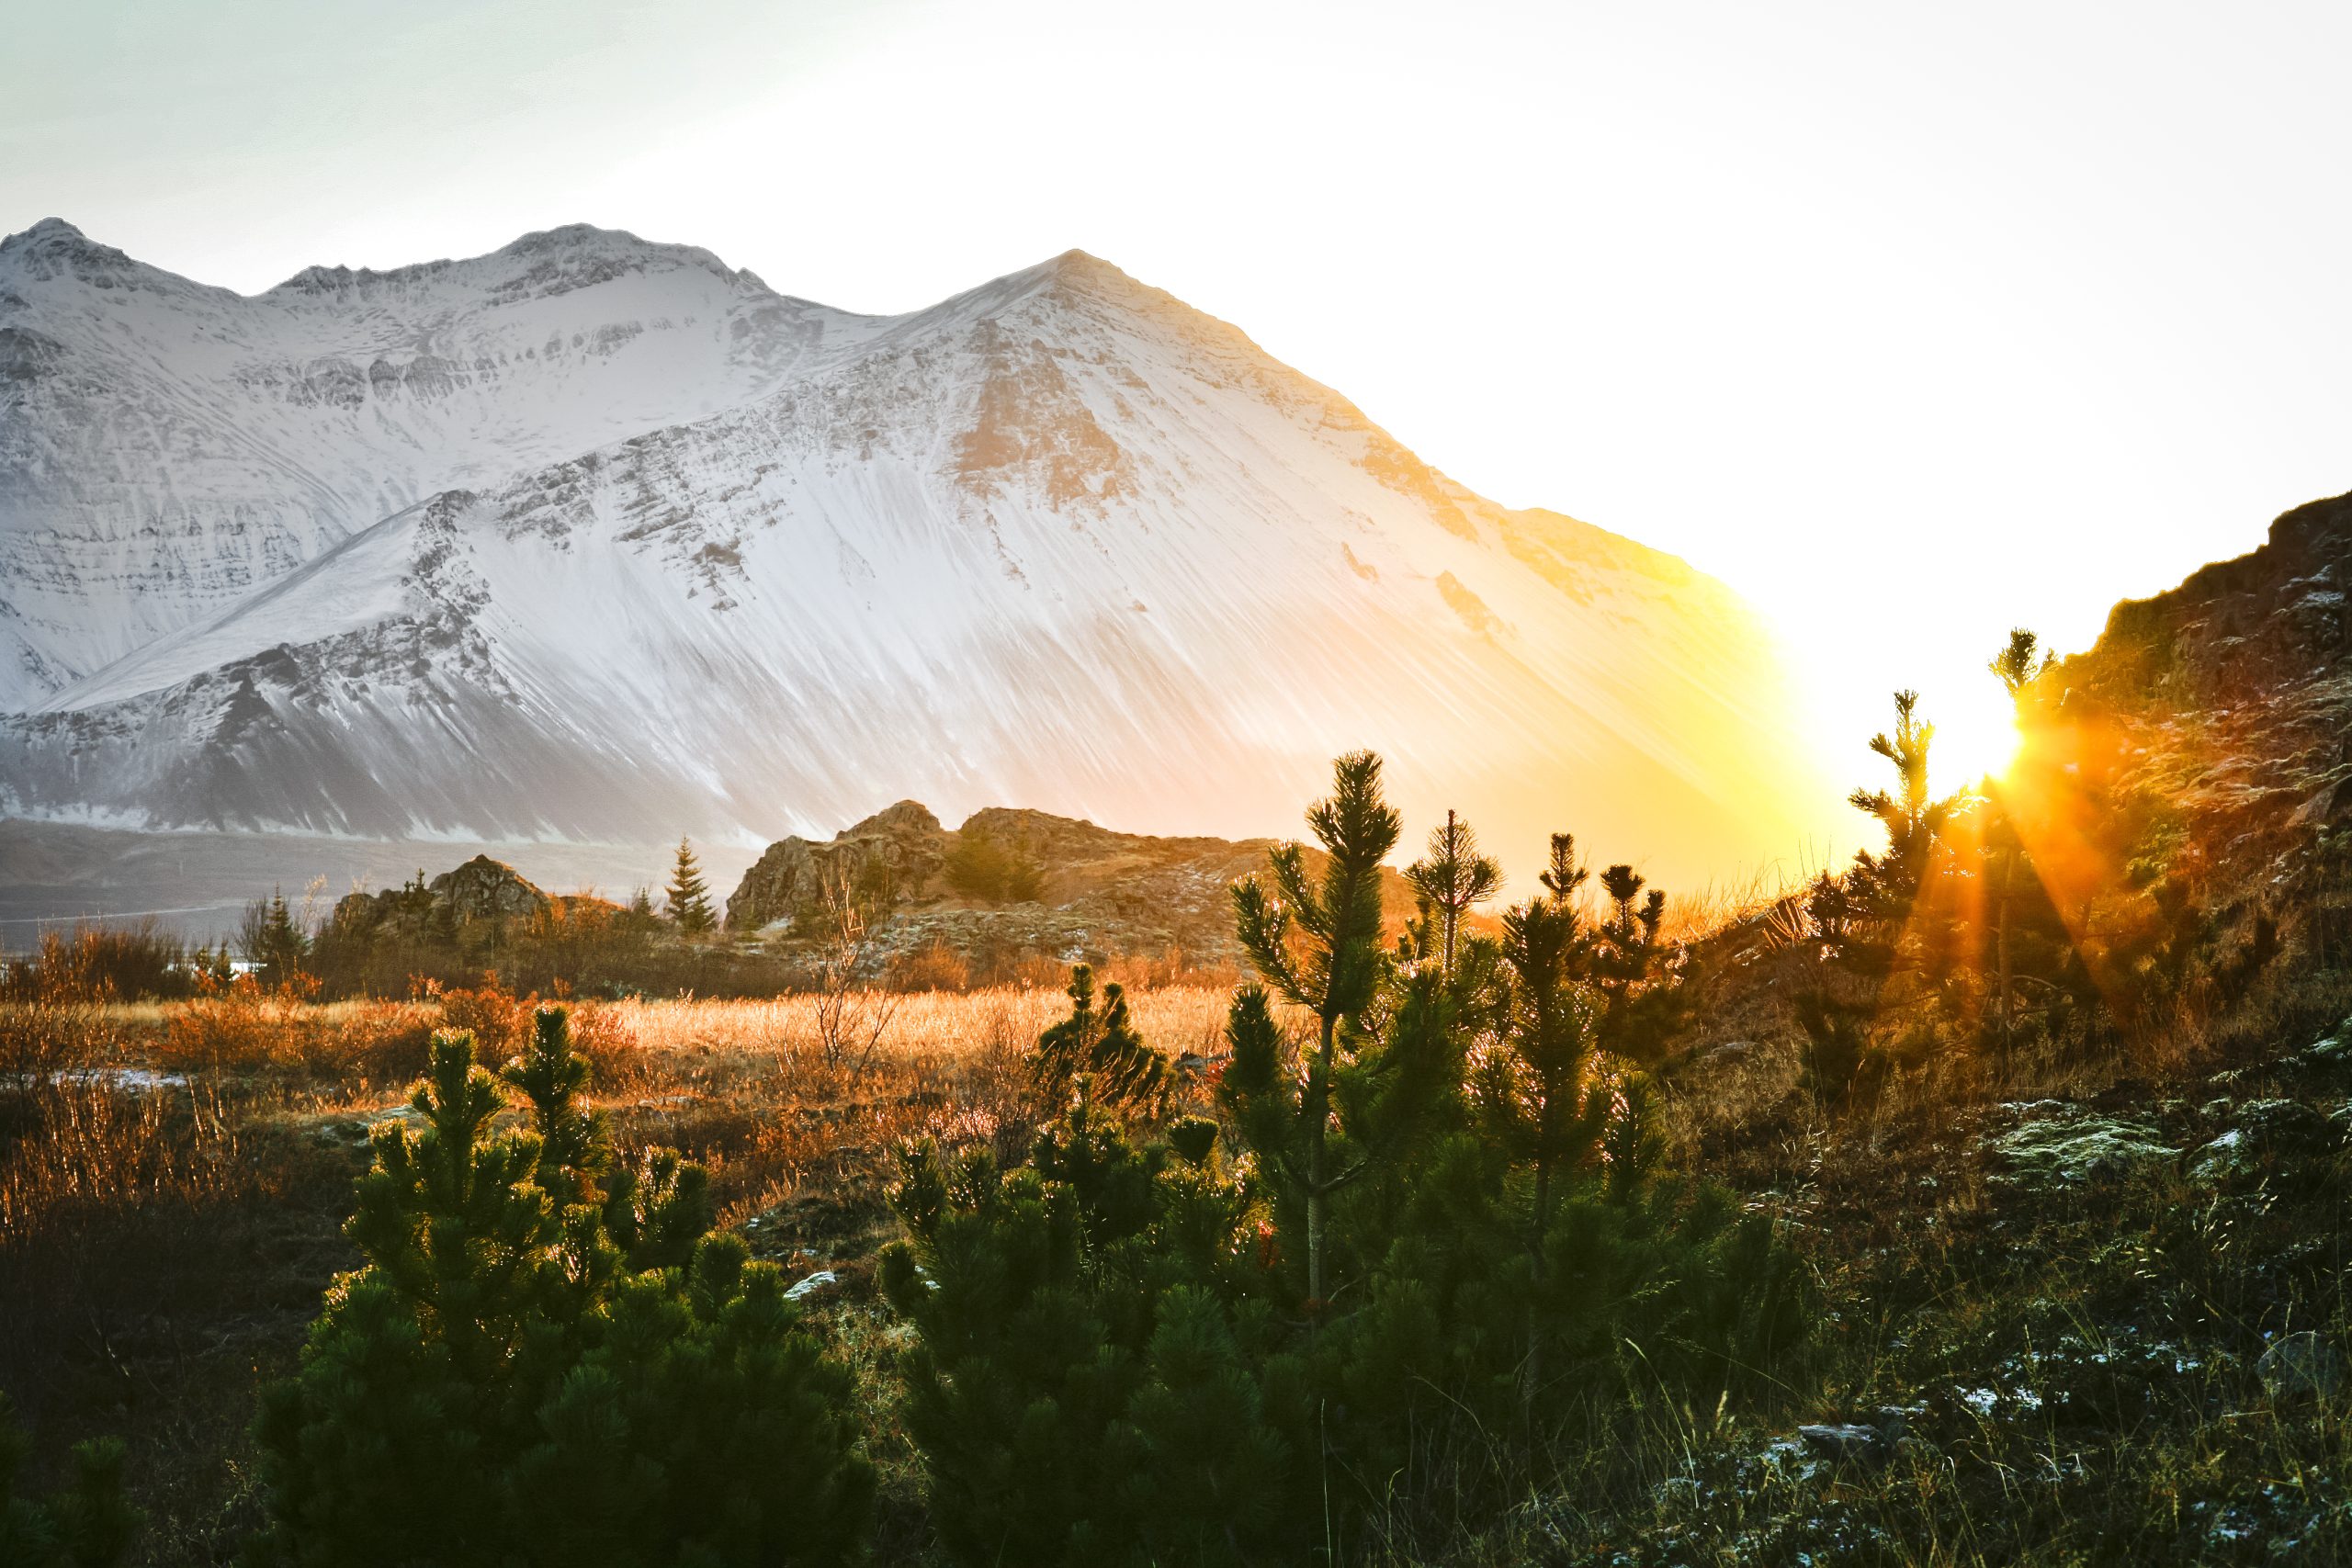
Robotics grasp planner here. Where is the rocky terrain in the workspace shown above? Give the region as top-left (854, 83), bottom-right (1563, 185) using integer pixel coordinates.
top-left (722, 798), bottom-right (1430, 973)
top-left (1473, 491), bottom-right (2352, 1564)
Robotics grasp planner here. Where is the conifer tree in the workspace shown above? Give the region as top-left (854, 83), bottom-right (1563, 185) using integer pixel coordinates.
top-left (1486, 881), bottom-right (1602, 1398)
top-left (1847, 690), bottom-right (1966, 931)
top-left (1799, 690), bottom-right (1970, 1108)
top-left (1227, 750), bottom-right (1402, 1308)
top-left (665, 837), bottom-right (716, 933)
top-left (1031, 964), bottom-right (1171, 1121)
top-left (1987, 626), bottom-right (2053, 700)
top-left (241, 888), bottom-right (310, 987)
top-left (1982, 627), bottom-right (2052, 1059)
top-left (1589, 863), bottom-right (1686, 1063)
top-left (1404, 809), bottom-right (1500, 976)
top-left (251, 1018), bottom-right (869, 1567)
top-left (879, 757), bottom-right (1814, 1565)
top-left (0, 1393), bottom-right (140, 1568)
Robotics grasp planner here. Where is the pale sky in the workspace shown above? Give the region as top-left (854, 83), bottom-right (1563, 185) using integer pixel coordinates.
top-left (6, 0), bottom-right (2348, 820)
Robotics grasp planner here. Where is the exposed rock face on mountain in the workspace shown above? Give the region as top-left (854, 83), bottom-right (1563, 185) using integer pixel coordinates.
top-left (0, 219), bottom-right (1829, 890)
top-left (0, 218), bottom-right (849, 707)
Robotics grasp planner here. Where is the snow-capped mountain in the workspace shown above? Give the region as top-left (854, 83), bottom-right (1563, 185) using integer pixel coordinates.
top-left (0, 220), bottom-right (1828, 886)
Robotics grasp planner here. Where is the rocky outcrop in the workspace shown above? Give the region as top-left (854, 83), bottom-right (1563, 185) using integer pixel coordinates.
top-left (2025, 489), bottom-right (2352, 961)
top-left (432, 854), bottom-right (554, 924)
top-left (329, 852), bottom-right (563, 937)
top-left (725, 799), bottom-right (1429, 969)
top-left (724, 802), bottom-right (946, 932)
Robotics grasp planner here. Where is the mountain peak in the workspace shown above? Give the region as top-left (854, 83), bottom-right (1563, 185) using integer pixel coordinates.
top-left (0, 218), bottom-right (201, 294)
top-left (266, 222), bottom-right (766, 302)
top-left (12, 217), bottom-right (88, 243)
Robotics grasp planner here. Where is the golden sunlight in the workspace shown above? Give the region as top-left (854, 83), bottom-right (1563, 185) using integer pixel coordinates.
top-left (1923, 678), bottom-right (2025, 795)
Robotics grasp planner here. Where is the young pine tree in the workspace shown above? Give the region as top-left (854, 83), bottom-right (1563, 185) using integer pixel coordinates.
top-left (1798, 689), bottom-right (1970, 1110)
top-left (665, 837), bottom-right (717, 933)
top-left (1226, 750), bottom-right (1399, 1308)
top-left (1484, 882), bottom-right (1604, 1401)
top-left (1031, 964), bottom-right (1171, 1121)
top-left (0, 1393), bottom-right (140, 1568)
top-left (251, 1016), bottom-right (869, 1567)
top-left (1846, 690), bottom-right (1966, 936)
top-left (1982, 627), bottom-right (2053, 1060)
top-left (1588, 863), bottom-right (1686, 1063)
top-left (1404, 809), bottom-right (1501, 976)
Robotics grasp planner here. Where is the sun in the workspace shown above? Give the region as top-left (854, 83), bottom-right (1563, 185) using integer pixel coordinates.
top-left (1925, 679), bottom-right (2025, 794)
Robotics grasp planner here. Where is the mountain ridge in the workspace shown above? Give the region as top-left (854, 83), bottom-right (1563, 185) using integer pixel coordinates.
top-left (0, 219), bottom-right (1831, 892)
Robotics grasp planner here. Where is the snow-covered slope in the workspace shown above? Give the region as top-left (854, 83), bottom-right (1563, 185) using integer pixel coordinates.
top-left (0, 219), bottom-right (876, 708)
top-left (0, 223), bottom-right (1828, 886)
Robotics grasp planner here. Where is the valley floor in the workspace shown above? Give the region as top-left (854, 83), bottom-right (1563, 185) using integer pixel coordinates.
top-left (0, 820), bottom-right (745, 944)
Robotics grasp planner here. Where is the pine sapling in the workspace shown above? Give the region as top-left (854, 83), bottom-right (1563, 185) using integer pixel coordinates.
top-left (1228, 750), bottom-right (1400, 1309)
top-left (1031, 964), bottom-right (1170, 1122)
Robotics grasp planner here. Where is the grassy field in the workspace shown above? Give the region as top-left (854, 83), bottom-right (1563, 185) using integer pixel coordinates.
top-left (8, 965), bottom-right (2352, 1564)
top-left (0, 980), bottom-right (1238, 1562)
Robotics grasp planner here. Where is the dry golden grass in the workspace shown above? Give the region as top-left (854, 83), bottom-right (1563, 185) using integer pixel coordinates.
top-left (595, 982), bottom-right (1234, 1074)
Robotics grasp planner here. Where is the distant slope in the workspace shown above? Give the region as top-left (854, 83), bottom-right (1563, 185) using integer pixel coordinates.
top-left (0, 221), bottom-right (1830, 890)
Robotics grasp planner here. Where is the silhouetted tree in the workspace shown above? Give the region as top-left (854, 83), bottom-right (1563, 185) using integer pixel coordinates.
top-left (1982, 628), bottom-right (2052, 1058)
top-left (1405, 809), bottom-right (1500, 976)
top-left (240, 888), bottom-right (310, 987)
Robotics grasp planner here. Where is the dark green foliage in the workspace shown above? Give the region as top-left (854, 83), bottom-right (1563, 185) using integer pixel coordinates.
top-left (240, 888), bottom-right (310, 987)
top-left (502, 1005), bottom-right (609, 1204)
top-left (1589, 863), bottom-right (1686, 1063)
top-left (881, 1096), bottom-right (1295, 1568)
top-left (665, 837), bottom-right (717, 933)
top-left (886, 759), bottom-right (1813, 1566)
top-left (1796, 988), bottom-right (1887, 1114)
top-left (1404, 808), bottom-right (1500, 976)
top-left (942, 830), bottom-right (1045, 903)
top-left (1031, 964), bottom-right (1171, 1121)
top-left (0, 1393), bottom-right (140, 1568)
top-left (1228, 750), bottom-right (1407, 1306)
top-left (249, 1014), bottom-right (870, 1567)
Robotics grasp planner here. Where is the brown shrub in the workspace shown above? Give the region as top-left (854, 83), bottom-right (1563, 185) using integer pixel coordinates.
top-left (0, 994), bottom-right (123, 1080)
top-left (155, 973), bottom-right (317, 1074)
top-left (5, 919), bottom-right (191, 1003)
top-left (425, 973), bottom-right (536, 1058)
top-left (885, 940), bottom-right (971, 994)
top-left (294, 999), bottom-right (438, 1086)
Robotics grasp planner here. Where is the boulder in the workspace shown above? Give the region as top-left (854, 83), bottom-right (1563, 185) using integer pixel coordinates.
top-left (2187, 1099), bottom-right (2342, 1190)
top-left (428, 854), bottom-right (552, 925)
top-left (2256, 1331), bottom-right (2344, 1403)
top-left (1796, 1423), bottom-right (1888, 1463)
